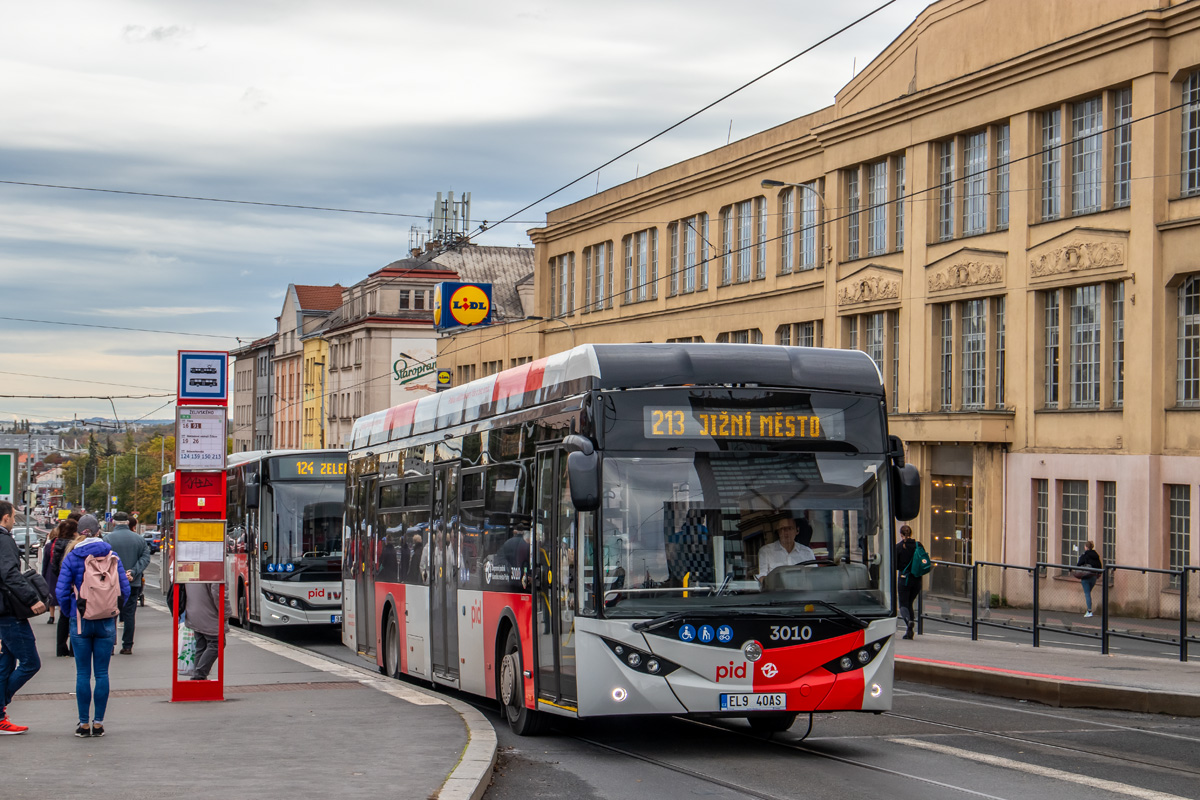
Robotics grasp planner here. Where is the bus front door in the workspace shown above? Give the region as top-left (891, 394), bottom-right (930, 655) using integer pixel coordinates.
top-left (534, 449), bottom-right (577, 709)
top-left (430, 463), bottom-right (460, 683)
top-left (354, 477), bottom-right (375, 655)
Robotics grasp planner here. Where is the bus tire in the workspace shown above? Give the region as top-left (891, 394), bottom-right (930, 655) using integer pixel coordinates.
top-left (383, 607), bottom-right (400, 678)
top-left (499, 628), bottom-right (544, 736)
top-left (747, 712), bottom-right (797, 735)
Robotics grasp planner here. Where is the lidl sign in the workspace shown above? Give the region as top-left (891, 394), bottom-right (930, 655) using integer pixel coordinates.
top-left (434, 282), bottom-right (493, 331)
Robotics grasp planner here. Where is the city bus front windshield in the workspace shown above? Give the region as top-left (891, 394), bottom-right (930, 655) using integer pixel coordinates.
top-left (263, 481), bottom-right (343, 581)
top-left (599, 453), bottom-right (893, 619)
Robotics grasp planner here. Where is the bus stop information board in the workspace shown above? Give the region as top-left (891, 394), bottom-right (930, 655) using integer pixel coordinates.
top-left (174, 519), bottom-right (226, 584)
top-left (176, 406), bottom-right (226, 471)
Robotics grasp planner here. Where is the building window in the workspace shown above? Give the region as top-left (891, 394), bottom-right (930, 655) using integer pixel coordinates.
top-left (891, 310), bottom-right (900, 413)
top-left (1041, 109), bottom-right (1062, 221)
top-left (666, 336), bottom-right (705, 343)
top-left (937, 140), bottom-right (955, 242)
top-left (1101, 481), bottom-right (1117, 567)
top-left (1113, 87), bottom-right (1133, 208)
top-left (995, 125), bottom-right (1010, 229)
top-left (1183, 71), bottom-right (1200, 197)
top-left (1178, 276), bottom-right (1200, 406)
top-left (940, 304), bottom-right (954, 411)
top-left (583, 241), bottom-right (613, 312)
top-left (1112, 281), bottom-right (1124, 407)
top-left (716, 329), bottom-right (762, 344)
top-left (738, 199), bottom-right (752, 281)
top-left (720, 207), bottom-right (734, 284)
top-left (669, 213), bottom-right (708, 295)
top-left (1071, 96), bottom-right (1104, 216)
top-left (510, 356), bottom-right (532, 368)
top-left (1044, 291), bottom-right (1060, 407)
top-left (995, 296), bottom-right (1007, 409)
top-left (845, 311), bottom-right (898, 398)
top-left (756, 196), bottom-right (767, 279)
top-left (962, 131), bottom-right (988, 236)
top-left (1168, 484), bottom-right (1190, 587)
top-left (549, 253), bottom-right (575, 317)
top-left (482, 360), bottom-right (503, 377)
top-left (456, 364), bottom-right (477, 385)
top-left (780, 189), bottom-right (794, 274)
top-left (720, 198), bottom-right (764, 284)
top-left (894, 155), bottom-right (906, 250)
top-left (776, 320), bottom-right (822, 348)
top-left (1060, 480), bottom-right (1088, 570)
top-left (1069, 284), bottom-right (1101, 408)
top-left (846, 171), bottom-right (860, 260)
top-left (399, 290), bottom-right (410, 310)
top-left (867, 160), bottom-right (888, 256)
top-left (961, 299), bottom-right (987, 410)
top-left (1035, 480), bottom-right (1049, 571)
top-left (622, 229), bottom-right (656, 304)
top-left (778, 181), bottom-right (823, 273)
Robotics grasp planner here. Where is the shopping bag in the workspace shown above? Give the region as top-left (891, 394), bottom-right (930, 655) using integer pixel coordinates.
top-left (177, 613), bottom-right (197, 677)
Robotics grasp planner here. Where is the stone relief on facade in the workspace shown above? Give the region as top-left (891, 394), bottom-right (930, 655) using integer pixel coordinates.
top-left (837, 274), bottom-right (900, 306)
top-left (1029, 239), bottom-right (1125, 278)
top-left (926, 260), bottom-right (1004, 293)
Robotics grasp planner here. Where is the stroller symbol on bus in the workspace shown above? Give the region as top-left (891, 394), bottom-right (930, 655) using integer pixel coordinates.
top-left (678, 624), bottom-right (696, 642)
top-left (717, 625), bottom-right (733, 643)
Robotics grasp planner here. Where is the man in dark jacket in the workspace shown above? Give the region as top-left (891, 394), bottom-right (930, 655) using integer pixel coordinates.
top-left (105, 511), bottom-right (150, 654)
top-left (0, 500), bottom-right (47, 734)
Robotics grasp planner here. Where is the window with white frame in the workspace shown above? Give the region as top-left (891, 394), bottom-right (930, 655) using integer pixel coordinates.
top-left (846, 171), bottom-right (860, 261)
top-left (583, 241), bottom-right (613, 312)
top-left (895, 155), bottom-right (906, 250)
top-left (1072, 96), bottom-right (1103, 215)
top-left (844, 311), bottom-right (898, 397)
top-left (719, 198), bottom-right (765, 284)
top-left (668, 213), bottom-right (709, 295)
top-left (995, 126), bottom-right (1010, 229)
top-left (935, 296), bottom-right (1005, 412)
top-left (1060, 480), bottom-right (1088, 569)
top-left (1113, 87), bottom-right (1132, 208)
top-left (962, 131), bottom-right (988, 236)
top-left (1042, 282), bottom-right (1123, 410)
top-left (1179, 275), bottom-right (1200, 406)
top-left (867, 160), bottom-right (888, 255)
top-left (776, 320), bottom-right (822, 348)
top-left (622, 228), bottom-right (658, 304)
top-left (1182, 71), bottom-right (1200, 197)
top-left (1035, 479), bottom-right (1049, 571)
top-left (845, 155), bottom-right (904, 260)
top-left (1101, 481), bottom-right (1116, 567)
top-left (1168, 484), bottom-right (1190, 587)
top-left (777, 181), bottom-right (822, 274)
top-left (549, 253), bottom-right (575, 317)
top-left (1041, 109), bottom-right (1063, 221)
top-left (937, 141), bottom-right (955, 242)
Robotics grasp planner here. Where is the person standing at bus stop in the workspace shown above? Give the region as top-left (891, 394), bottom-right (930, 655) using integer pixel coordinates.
top-left (184, 582), bottom-right (230, 681)
top-left (1, 499), bottom-right (48, 735)
top-left (1076, 541), bottom-right (1103, 618)
top-left (894, 525), bottom-right (921, 640)
top-left (104, 512), bottom-right (149, 654)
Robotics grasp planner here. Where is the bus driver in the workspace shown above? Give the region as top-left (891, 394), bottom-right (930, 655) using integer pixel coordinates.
top-left (757, 515), bottom-right (816, 582)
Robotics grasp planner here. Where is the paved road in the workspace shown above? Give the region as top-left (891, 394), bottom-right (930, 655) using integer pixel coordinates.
top-left (148, 565), bottom-right (1200, 800)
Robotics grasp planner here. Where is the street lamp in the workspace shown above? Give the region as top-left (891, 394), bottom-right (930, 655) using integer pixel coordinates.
top-left (523, 315), bottom-right (576, 348)
top-left (761, 179), bottom-right (828, 267)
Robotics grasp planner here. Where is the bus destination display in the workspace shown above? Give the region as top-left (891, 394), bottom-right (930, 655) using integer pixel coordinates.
top-left (271, 456), bottom-right (347, 480)
top-left (644, 406), bottom-right (823, 440)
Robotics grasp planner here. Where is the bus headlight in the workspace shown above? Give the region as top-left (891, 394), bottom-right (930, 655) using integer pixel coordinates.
top-left (823, 639), bottom-right (887, 674)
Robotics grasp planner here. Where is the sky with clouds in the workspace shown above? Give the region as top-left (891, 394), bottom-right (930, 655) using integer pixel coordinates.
top-left (0, 0), bottom-right (930, 425)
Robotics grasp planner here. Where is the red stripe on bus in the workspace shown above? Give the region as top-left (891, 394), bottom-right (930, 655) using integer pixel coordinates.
top-left (896, 656), bottom-right (1096, 682)
top-left (492, 363), bottom-right (532, 401)
top-left (386, 401), bottom-right (416, 432)
top-left (524, 358), bottom-right (548, 394)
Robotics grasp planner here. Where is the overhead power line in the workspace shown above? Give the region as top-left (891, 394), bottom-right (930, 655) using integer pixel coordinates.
top-left (0, 315), bottom-right (241, 340)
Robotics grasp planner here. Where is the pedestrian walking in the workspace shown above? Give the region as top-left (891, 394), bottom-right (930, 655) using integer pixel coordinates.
top-left (0, 499), bottom-right (48, 735)
top-left (56, 514), bottom-right (130, 738)
top-left (104, 511), bottom-right (149, 654)
top-left (1076, 540), bottom-right (1103, 618)
top-left (50, 515), bottom-right (83, 657)
top-left (40, 524), bottom-right (61, 625)
top-left (894, 524), bottom-right (922, 640)
top-left (184, 582), bottom-right (230, 681)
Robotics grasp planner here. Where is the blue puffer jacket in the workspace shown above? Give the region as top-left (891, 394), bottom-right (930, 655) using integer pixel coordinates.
top-left (55, 537), bottom-right (131, 620)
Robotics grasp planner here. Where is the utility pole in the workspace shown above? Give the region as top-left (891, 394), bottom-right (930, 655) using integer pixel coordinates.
top-left (133, 444), bottom-right (138, 518)
top-left (23, 430), bottom-right (32, 569)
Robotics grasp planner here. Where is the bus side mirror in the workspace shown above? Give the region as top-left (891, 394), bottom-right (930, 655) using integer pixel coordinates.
top-left (246, 479), bottom-right (260, 509)
top-left (892, 464), bottom-right (921, 521)
top-left (563, 435), bottom-right (600, 512)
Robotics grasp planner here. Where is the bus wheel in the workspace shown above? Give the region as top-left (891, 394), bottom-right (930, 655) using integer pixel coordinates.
top-left (383, 609), bottom-right (400, 678)
top-left (499, 629), bottom-right (544, 736)
top-left (747, 712), bottom-right (797, 735)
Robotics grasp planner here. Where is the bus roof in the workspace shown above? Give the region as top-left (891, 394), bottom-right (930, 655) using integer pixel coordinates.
top-left (349, 343), bottom-right (883, 452)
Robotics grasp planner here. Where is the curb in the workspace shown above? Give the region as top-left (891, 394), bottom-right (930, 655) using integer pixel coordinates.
top-left (146, 598), bottom-right (497, 800)
top-left (896, 658), bottom-right (1200, 717)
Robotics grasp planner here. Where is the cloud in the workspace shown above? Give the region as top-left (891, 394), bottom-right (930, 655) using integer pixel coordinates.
top-left (121, 24), bottom-right (194, 45)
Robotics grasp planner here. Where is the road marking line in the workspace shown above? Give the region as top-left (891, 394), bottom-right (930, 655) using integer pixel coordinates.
top-left (896, 656), bottom-right (1096, 682)
top-left (891, 737), bottom-right (1191, 800)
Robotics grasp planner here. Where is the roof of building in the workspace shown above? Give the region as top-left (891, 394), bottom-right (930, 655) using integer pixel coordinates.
top-left (294, 284), bottom-right (344, 312)
top-left (428, 246), bottom-right (534, 321)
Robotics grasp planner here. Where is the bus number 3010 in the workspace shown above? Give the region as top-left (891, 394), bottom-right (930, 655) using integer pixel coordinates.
top-left (769, 625), bottom-right (812, 642)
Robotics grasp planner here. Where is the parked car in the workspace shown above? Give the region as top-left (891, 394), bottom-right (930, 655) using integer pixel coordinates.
top-left (11, 527), bottom-right (45, 558)
top-left (143, 530), bottom-right (161, 554)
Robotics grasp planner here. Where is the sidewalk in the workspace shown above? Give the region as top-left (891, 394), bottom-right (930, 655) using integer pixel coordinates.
top-left (895, 631), bottom-right (1200, 717)
top-left (1, 599), bottom-right (496, 800)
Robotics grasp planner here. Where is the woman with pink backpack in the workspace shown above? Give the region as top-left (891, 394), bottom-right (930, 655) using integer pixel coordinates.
top-left (55, 515), bottom-right (130, 738)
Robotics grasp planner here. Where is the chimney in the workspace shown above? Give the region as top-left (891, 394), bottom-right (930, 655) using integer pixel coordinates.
top-left (411, 248), bottom-right (422, 258)
top-left (425, 239), bottom-right (439, 253)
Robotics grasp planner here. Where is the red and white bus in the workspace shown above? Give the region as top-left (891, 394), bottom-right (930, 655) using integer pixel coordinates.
top-left (344, 344), bottom-right (919, 734)
top-left (225, 450), bottom-right (347, 628)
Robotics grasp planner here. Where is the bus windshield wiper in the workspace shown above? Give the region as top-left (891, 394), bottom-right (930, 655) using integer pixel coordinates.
top-left (806, 600), bottom-right (868, 629)
top-left (631, 611), bottom-right (688, 632)
top-left (712, 598), bottom-right (869, 629)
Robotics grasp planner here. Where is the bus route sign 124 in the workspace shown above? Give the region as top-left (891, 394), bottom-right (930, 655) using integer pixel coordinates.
top-left (175, 406), bottom-right (227, 470)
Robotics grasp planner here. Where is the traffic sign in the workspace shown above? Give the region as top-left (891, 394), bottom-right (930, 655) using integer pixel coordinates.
top-left (178, 351), bottom-right (228, 402)
top-left (436, 369), bottom-right (452, 392)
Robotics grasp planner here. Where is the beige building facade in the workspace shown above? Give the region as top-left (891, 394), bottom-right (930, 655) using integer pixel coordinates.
top-left (441, 0), bottom-right (1200, 606)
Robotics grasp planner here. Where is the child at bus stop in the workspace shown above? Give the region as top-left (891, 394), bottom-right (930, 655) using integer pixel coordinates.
top-left (183, 582), bottom-right (231, 681)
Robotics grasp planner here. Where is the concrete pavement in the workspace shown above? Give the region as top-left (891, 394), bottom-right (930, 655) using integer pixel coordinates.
top-left (0, 599), bottom-right (496, 800)
top-left (895, 630), bottom-right (1200, 717)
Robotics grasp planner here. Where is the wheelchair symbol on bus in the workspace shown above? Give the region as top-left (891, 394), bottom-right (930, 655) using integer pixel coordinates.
top-left (679, 624), bottom-right (696, 642)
